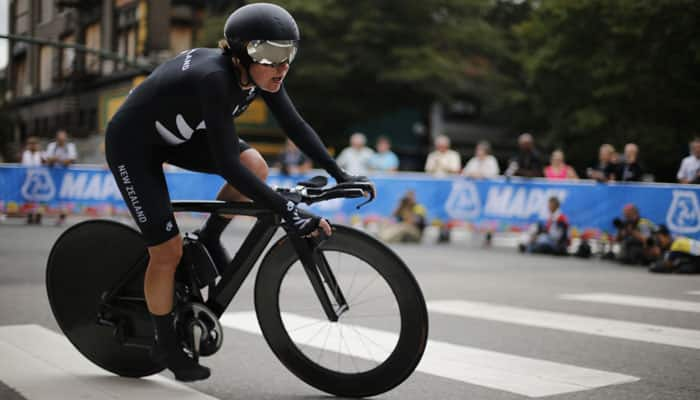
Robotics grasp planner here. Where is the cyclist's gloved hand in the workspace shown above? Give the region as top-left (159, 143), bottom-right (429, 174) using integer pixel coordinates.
top-left (283, 201), bottom-right (323, 237)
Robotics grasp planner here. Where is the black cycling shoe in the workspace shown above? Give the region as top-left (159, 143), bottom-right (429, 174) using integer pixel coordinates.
top-left (151, 344), bottom-right (211, 382)
top-left (151, 313), bottom-right (211, 382)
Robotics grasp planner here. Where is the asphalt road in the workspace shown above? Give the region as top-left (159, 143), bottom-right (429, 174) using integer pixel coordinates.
top-left (1, 218), bottom-right (699, 400)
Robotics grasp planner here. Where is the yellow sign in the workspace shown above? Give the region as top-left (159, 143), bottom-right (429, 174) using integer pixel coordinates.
top-left (105, 95), bottom-right (127, 122)
top-left (236, 99), bottom-right (268, 124)
top-left (137, 1), bottom-right (147, 55)
top-left (132, 75), bottom-right (146, 87)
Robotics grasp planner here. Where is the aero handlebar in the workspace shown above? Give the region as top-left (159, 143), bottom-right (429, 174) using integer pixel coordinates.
top-left (276, 176), bottom-right (375, 209)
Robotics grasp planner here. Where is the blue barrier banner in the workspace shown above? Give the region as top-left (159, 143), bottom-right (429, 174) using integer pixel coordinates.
top-left (2, 165), bottom-right (700, 238)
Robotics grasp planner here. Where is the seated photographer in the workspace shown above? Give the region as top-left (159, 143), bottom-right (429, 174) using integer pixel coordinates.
top-left (613, 204), bottom-right (655, 265)
top-left (519, 197), bottom-right (569, 255)
top-left (379, 190), bottom-right (426, 243)
top-left (649, 226), bottom-right (700, 274)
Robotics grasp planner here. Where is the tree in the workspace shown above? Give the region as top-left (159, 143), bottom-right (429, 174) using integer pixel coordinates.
top-left (197, 0), bottom-right (510, 149)
top-left (514, 0), bottom-right (700, 180)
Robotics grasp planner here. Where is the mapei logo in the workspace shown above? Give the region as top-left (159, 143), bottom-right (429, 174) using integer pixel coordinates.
top-left (445, 180), bottom-right (481, 219)
top-left (484, 185), bottom-right (567, 220)
top-left (21, 168), bottom-right (56, 201)
top-left (666, 190), bottom-right (700, 233)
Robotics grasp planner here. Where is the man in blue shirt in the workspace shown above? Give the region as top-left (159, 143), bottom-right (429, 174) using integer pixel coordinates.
top-left (369, 136), bottom-right (399, 172)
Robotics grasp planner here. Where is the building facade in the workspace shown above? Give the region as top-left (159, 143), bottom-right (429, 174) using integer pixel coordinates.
top-left (4, 0), bottom-right (205, 144)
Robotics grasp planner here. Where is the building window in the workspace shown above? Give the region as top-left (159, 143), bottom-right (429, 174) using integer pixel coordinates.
top-left (62, 34), bottom-right (76, 77)
top-left (42, 117), bottom-right (49, 136)
top-left (14, 55), bottom-right (28, 97)
top-left (88, 108), bottom-right (97, 131)
top-left (15, 0), bottom-right (30, 34)
top-left (115, 0), bottom-right (137, 7)
top-left (39, 0), bottom-right (53, 24)
top-left (127, 29), bottom-right (137, 60)
top-left (39, 46), bottom-right (53, 91)
top-left (114, 0), bottom-right (135, 7)
top-left (15, 0), bottom-right (29, 14)
top-left (117, 28), bottom-right (137, 69)
top-left (170, 26), bottom-right (192, 54)
top-left (85, 23), bottom-right (102, 74)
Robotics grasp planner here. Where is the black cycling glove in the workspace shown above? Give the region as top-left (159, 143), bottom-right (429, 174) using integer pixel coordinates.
top-left (283, 201), bottom-right (322, 236)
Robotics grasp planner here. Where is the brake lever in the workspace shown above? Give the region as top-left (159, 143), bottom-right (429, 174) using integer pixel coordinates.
top-left (354, 184), bottom-right (376, 210)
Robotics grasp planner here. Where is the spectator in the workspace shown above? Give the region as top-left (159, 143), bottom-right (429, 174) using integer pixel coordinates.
top-left (677, 137), bottom-right (700, 184)
top-left (379, 190), bottom-right (426, 243)
top-left (46, 130), bottom-right (76, 225)
top-left (424, 135), bottom-right (461, 176)
top-left (587, 144), bottom-right (616, 182)
top-left (613, 204), bottom-right (655, 265)
top-left (649, 225), bottom-right (700, 274)
top-left (276, 139), bottom-right (312, 176)
top-left (505, 133), bottom-right (544, 177)
top-left (21, 136), bottom-right (44, 167)
top-left (544, 149), bottom-right (578, 180)
top-left (336, 132), bottom-right (374, 175)
top-left (45, 129), bottom-right (77, 167)
top-left (369, 136), bottom-right (399, 172)
top-left (609, 143), bottom-right (643, 182)
top-left (462, 141), bottom-right (499, 178)
top-left (519, 196), bottom-right (569, 255)
top-left (20, 136), bottom-right (44, 225)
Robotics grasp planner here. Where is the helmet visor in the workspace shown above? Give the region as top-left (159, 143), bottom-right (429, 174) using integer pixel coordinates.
top-left (246, 40), bottom-right (298, 66)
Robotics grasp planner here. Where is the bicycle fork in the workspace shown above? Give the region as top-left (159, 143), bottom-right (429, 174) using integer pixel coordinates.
top-left (288, 235), bottom-right (349, 322)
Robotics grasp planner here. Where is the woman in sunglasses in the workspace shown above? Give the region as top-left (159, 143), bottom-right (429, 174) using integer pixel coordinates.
top-left (105, 3), bottom-right (369, 381)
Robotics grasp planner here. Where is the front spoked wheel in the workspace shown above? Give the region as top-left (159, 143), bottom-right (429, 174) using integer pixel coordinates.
top-left (254, 225), bottom-right (428, 397)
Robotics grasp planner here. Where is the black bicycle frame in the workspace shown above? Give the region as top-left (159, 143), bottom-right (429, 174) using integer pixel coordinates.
top-left (102, 200), bottom-right (349, 325)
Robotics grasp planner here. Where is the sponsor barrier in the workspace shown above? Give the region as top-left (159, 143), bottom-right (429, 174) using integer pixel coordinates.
top-left (2, 164), bottom-right (699, 239)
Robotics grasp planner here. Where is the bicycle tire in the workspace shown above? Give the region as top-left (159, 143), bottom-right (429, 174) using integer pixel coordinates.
top-left (254, 225), bottom-right (428, 397)
top-left (46, 220), bottom-right (163, 378)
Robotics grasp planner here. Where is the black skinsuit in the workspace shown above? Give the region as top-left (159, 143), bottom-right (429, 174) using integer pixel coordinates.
top-left (106, 48), bottom-right (344, 245)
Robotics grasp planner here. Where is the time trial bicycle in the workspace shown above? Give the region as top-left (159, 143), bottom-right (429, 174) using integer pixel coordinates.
top-left (46, 176), bottom-right (428, 397)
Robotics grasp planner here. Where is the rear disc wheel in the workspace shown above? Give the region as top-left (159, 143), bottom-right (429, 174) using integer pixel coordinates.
top-left (46, 220), bottom-right (163, 377)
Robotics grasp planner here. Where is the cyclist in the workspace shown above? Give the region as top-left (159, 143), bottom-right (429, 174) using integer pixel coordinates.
top-left (105, 3), bottom-right (370, 381)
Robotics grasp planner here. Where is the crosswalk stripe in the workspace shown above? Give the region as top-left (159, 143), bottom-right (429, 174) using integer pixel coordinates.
top-left (560, 293), bottom-right (700, 313)
top-left (0, 324), bottom-right (218, 400)
top-left (687, 291), bottom-right (700, 296)
top-left (220, 311), bottom-right (638, 398)
top-left (428, 300), bottom-right (700, 350)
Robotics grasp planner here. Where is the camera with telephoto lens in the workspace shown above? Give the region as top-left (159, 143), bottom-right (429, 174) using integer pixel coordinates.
top-left (613, 218), bottom-right (632, 229)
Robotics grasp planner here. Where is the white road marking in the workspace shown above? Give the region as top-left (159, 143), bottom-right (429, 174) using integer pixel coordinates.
top-left (428, 300), bottom-right (700, 350)
top-left (0, 324), bottom-right (218, 400)
top-left (687, 291), bottom-right (700, 296)
top-left (221, 311), bottom-right (638, 398)
top-left (560, 293), bottom-right (700, 313)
